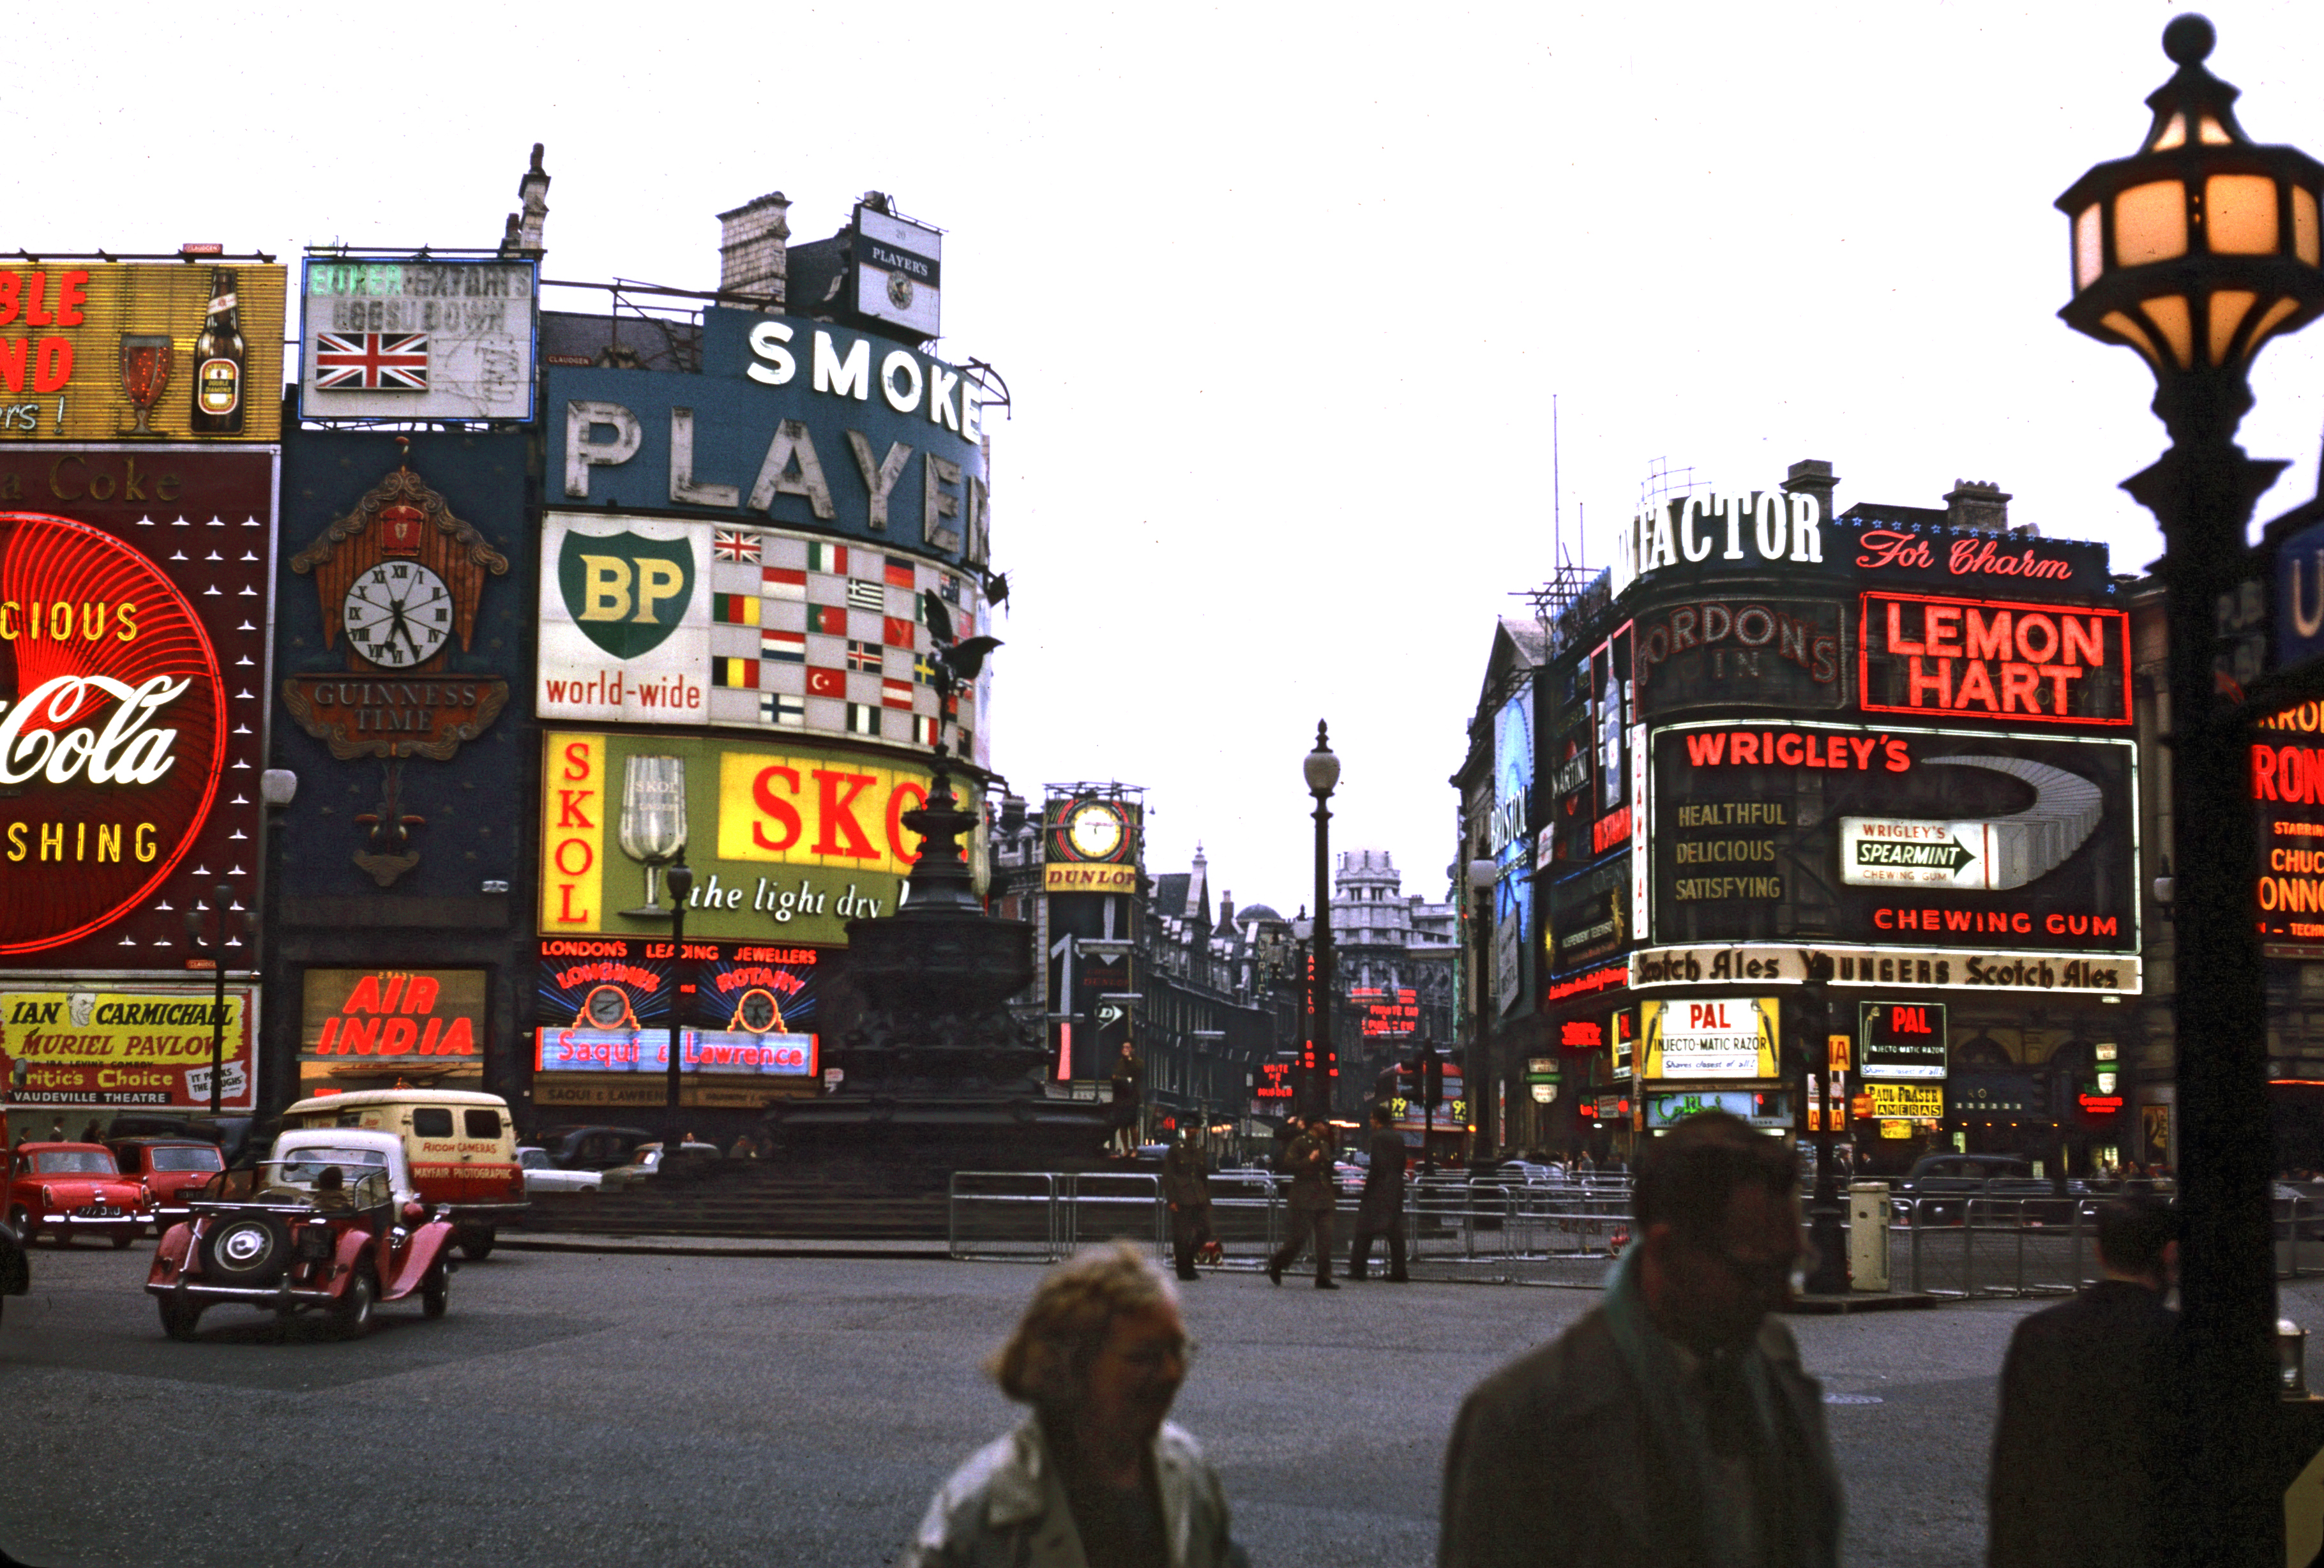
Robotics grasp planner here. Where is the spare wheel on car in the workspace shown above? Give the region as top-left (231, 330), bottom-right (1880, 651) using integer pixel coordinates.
top-left (200, 1214), bottom-right (290, 1288)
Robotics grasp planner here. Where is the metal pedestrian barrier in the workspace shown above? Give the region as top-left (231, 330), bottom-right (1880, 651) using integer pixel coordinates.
top-left (948, 1169), bottom-right (2266, 1301)
top-left (949, 1170), bottom-right (1630, 1286)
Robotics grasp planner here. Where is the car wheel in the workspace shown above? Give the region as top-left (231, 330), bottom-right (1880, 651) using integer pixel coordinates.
top-left (6, 1207), bottom-right (31, 1246)
top-left (422, 1263), bottom-right (449, 1320)
top-left (332, 1263), bottom-right (377, 1339)
top-left (457, 1228), bottom-right (495, 1262)
top-left (158, 1297), bottom-right (203, 1342)
top-left (199, 1213), bottom-right (290, 1289)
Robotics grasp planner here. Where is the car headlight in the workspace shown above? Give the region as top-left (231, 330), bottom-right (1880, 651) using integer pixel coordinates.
top-left (39, 1187), bottom-right (52, 1209)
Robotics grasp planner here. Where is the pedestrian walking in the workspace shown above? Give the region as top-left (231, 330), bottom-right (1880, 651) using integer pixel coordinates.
top-left (1986, 1195), bottom-right (2182, 1568)
top-left (1438, 1110), bottom-right (1842, 1568)
top-left (1348, 1103), bottom-right (1409, 1281)
top-left (1108, 1041), bottom-right (1145, 1158)
top-left (1267, 1115), bottom-right (1339, 1289)
top-left (900, 1242), bottom-right (1244, 1567)
top-left (1161, 1130), bottom-right (1214, 1282)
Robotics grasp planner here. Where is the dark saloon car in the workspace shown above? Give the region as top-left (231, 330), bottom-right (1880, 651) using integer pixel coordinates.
top-left (1892, 1154), bottom-right (2086, 1225)
top-left (531, 1125), bottom-right (658, 1171)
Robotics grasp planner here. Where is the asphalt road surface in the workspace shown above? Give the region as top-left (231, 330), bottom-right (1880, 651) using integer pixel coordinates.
top-left (6, 1239), bottom-right (2306, 1567)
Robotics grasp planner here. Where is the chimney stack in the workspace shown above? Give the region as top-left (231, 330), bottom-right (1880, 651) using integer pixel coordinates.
top-left (1782, 458), bottom-right (1839, 522)
top-left (501, 144), bottom-right (550, 257)
top-left (717, 191), bottom-right (792, 308)
top-left (1943, 479), bottom-right (2012, 534)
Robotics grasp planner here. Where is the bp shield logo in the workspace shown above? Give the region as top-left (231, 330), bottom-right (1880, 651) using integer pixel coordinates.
top-left (557, 530), bottom-right (695, 658)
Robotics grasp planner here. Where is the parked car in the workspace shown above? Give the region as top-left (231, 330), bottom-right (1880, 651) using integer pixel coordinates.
top-left (278, 1089), bottom-right (524, 1260)
top-left (531, 1124), bottom-right (656, 1171)
top-left (518, 1146), bottom-right (603, 1195)
top-left (146, 1129), bottom-right (458, 1341)
top-left (601, 1141), bottom-right (723, 1188)
top-left (100, 1113), bottom-right (264, 1165)
top-left (1891, 1154), bottom-right (2086, 1225)
top-left (107, 1138), bottom-right (228, 1233)
top-left (6, 1143), bottom-right (151, 1246)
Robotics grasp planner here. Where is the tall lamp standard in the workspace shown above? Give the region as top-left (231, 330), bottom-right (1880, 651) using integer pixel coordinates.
top-left (1302, 723), bottom-right (1341, 1123)
top-left (663, 854), bottom-right (695, 1138)
top-left (183, 883), bottom-right (243, 1115)
top-left (2056, 17), bottom-right (2324, 1555)
top-left (1465, 855), bottom-right (1498, 1155)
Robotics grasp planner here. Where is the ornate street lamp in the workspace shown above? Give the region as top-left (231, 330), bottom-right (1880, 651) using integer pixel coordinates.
top-left (1303, 723), bottom-right (1340, 1122)
top-left (2056, 18), bottom-right (2324, 1557)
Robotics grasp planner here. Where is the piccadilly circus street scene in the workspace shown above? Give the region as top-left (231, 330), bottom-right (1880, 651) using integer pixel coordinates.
top-left (22, 4), bottom-right (2324, 1566)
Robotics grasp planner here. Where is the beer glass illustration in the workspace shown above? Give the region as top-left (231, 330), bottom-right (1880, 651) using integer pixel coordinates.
top-left (119, 336), bottom-right (174, 435)
top-left (617, 755), bottom-right (688, 917)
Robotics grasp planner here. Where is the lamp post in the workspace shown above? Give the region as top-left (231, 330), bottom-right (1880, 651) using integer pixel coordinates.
top-left (1303, 723), bottom-right (1340, 1123)
top-left (1466, 854), bottom-right (1499, 1156)
top-left (2057, 18), bottom-right (2324, 1556)
top-left (182, 882), bottom-right (242, 1115)
top-left (1799, 956), bottom-right (1849, 1296)
top-left (664, 854), bottom-right (695, 1138)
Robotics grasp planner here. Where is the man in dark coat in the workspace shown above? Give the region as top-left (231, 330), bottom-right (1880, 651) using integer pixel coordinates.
top-left (1440, 1110), bottom-right (1842, 1568)
top-left (1159, 1131), bottom-right (1213, 1282)
top-left (1267, 1117), bottom-right (1339, 1290)
top-left (1986, 1195), bottom-right (2182, 1568)
top-left (1108, 1041), bottom-right (1144, 1157)
top-left (1348, 1103), bottom-right (1409, 1281)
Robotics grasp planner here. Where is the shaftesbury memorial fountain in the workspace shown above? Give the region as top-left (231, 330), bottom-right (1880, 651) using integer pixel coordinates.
top-left (764, 599), bottom-right (1109, 1180)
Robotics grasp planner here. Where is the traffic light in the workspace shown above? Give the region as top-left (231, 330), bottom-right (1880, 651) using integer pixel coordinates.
top-left (1412, 1043), bottom-right (1445, 1110)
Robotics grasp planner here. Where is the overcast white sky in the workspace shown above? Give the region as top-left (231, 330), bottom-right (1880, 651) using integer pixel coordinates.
top-left (18, 1), bottom-right (2324, 915)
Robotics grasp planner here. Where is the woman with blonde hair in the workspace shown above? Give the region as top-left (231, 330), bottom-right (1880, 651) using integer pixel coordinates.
top-left (901, 1242), bottom-right (1243, 1567)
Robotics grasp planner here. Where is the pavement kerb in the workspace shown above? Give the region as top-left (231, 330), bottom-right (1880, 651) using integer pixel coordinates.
top-left (494, 1232), bottom-right (951, 1260)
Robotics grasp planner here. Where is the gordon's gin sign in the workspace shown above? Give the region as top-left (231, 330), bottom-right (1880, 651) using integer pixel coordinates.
top-left (0, 448), bottom-right (272, 967)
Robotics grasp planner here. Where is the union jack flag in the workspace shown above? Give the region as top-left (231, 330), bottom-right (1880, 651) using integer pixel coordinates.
top-left (713, 528), bottom-right (762, 562)
top-left (313, 332), bottom-right (429, 391)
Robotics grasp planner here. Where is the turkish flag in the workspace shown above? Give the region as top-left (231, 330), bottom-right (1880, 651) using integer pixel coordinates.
top-left (806, 667), bottom-right (844, 698)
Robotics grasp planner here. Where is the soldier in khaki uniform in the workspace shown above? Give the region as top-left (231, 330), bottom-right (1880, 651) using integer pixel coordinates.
top-left (1267, 1117), bottom-right (1339, 1290)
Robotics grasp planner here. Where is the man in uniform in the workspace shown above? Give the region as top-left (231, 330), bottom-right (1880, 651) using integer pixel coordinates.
top-left (1348, 1103), bottom-right (1409, 1281)
top-left (1268, 1115), bottom-right (1339, 1290)
top-left (1160, 1129), bottom-right (1213, 1282)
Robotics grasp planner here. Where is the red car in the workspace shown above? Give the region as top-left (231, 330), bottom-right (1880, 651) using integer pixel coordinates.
top-left (107, 1138), bottom-right (227, 1233)
top-left (6, 1142), bottom-right (152, 1247)
top-left (147, 1141), bottom-right (458, 1341)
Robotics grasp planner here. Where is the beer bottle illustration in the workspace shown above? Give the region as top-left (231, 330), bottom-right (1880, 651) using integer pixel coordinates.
top-left (188, 269), bottom-right (246, 433)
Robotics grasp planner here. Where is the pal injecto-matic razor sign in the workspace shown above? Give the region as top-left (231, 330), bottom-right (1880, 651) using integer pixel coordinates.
top-left (550, 310), bottom-right (989, 569)
top-left (1638, 721), bottom-right (2137, 993)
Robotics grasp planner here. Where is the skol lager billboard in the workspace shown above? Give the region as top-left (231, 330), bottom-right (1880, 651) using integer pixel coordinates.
top-left (540, 730), bottom-right (976, 947)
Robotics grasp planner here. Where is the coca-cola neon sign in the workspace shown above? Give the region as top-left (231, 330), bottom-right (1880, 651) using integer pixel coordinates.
top-left (0, 511), bottom-right (222, 951)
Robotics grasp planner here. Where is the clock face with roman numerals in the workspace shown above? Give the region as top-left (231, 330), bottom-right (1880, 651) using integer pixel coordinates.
top-left (342, 560), bottom-right (453, 669)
